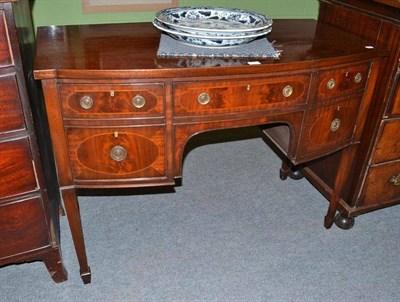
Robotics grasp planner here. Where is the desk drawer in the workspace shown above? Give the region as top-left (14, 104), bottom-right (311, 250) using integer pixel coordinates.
top-left (315, 63), bottom-right (370, 102)
top-left (0, 139), bottom-right (38, 202)
top-left (372, 119), bottom-right (400, 164)
top-left (173, 74), bottom-right (310, 116)
top-left (359, 161), bottom-right (400, 207)
top-left (59, 83), bottom-right (165, 118)
top-left (66, 126), bottom-right (166, 180)
top-left (0, 10), bottom-right (13, 68)
top-left (297, 97), bottom-right (360, 160)
top-left (0, 74), bottom-right (25, 133)
top-left (0, 197), bottom-right (49, 259)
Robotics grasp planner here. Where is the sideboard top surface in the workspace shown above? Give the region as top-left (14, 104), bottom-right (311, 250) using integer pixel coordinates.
top-left (34, 20), bottom-right (379, 79)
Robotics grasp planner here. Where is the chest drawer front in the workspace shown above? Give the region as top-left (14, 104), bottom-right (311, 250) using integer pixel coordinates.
top-left (359, 161), bottom-right (400, 207)
top-left (0, 138), bottom-right (38, 202)
top-left (0, 197), bottom-right (49, 259)
top-left (315, 63), bottom-right (370, 102)
top-left (173, 74), bottom-right (310, 116)
top-left (0, 74), bottom-right (25, 133)
top-left (66, 126), bottom-right (166, 181)
top-left (59, 83), bottom-right (165, 118)
top-left (372, 119), bottom-right (400, 164)
top-left (0, 10), bottom-right (13, 68)
top-left (297, 97), bottom-right (360, 160)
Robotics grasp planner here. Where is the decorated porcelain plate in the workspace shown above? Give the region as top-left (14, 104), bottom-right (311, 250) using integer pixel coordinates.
top-left (155, 6), bottom-right (272, 34)
top-left (153, 19), bottom-right (271, 47)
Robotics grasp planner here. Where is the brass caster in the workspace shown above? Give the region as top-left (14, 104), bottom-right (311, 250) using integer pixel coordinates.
top-left (334, 213), bottom-right (355, 230)
top-left (288, 170), bottom-right (303, 180)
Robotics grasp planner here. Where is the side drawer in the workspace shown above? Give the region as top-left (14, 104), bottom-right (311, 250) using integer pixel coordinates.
top-left (297, 97), bottom-right (360, 161)
top-left (173, 74), bottom-right (310, 116)
top-left (66, 126), bottom-right (167, 181)
top-left (315, 63), bottom-right (370, 102)
top-left (0, 138), bottom-right (38, 202)
top-left (59, 83), bottom-right (165, 118)
top-left (0, 10), bottom-right (13, 68)
top-left (358, 161), bottom-right (400, 207)
top-left (0, 197), bottom-right (50, 259)
top-left (372, 119), bottom-right (400, 164)
top-left (0, 74), bottom-right (26, 133)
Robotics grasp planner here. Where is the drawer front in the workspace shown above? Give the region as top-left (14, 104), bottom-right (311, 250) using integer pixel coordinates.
top-left (297, 97), bottom-right (360, 160)
top-left (59, 83), bottom-right (165, 118)
top-left (0, 10), bottom-right (13, 68)
top-left (66, 126), bottom-right (166, 180)
top-left (173, 74), bottom-right (310, 116)
top-left (359, 161), bottom-right (400, 207)
top-left (315, 63), bottom-right (370, 102)
top-left (0, 138), bottom-right (38, 202)
top-left (0, 74), bottom-right (25, 133)
top-left (372, 119), bottom-right (400, 164)
top-left (0, 197), bottom-right (50, 259)
top-left (388, 77), bottom-right (399, 116)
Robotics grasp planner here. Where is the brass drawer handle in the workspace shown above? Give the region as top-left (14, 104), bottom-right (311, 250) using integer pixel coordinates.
top-left (389, 174), bottom-right (400, 186)
top-left (110, 145), bottom-right (127, 162)
top-left (354, 72), bottom-right (362, 83)
top-left (132, 95), bottom-right (146, 109)
top-left (282, 85), bottom-right (293, 98)
top-left (198, 92), bottom-right (210, 105)
top-left (327, 78), bottom-right (336, 90)
top-left (330, 118), bottom-right (341, 132)
top-left (80, 96), bottom-right (94, 110)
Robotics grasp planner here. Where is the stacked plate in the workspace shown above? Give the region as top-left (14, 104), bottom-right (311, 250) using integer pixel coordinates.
top-left (153, 7), bottom-right (273, 47)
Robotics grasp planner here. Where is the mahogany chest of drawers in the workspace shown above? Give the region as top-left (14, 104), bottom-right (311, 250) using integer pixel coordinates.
top-left (0, 0), bottom-right (66, 282)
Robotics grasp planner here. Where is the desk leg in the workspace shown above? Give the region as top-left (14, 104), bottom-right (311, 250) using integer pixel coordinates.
top-left (62, 188), bottom-right (91, 284)
top-left (324, 147), bottom-right (355, 229)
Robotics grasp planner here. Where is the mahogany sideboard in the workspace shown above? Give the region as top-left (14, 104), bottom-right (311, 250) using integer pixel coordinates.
top-left (0, 0), bottom-right (67, 282)
top-left (34, 19), bottom-right (383, 283)
top-left (288, 0), bottom-right (399, 229)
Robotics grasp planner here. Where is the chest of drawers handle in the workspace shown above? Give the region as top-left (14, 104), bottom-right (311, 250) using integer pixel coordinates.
top-left (327, 78), bottom-right (336, 90)
top-left (80, 96), bottom-right (94, 109)
top-left (330, 118), bottom-right (341, 132)
top-left (132, 95), bottom-right (146, 109)
top-left (354, 72), bottom-right (362, 83)
top-left (389, 174), bottom-right (400, 186)
top-left (198, 92), bottom-right (211, 105)
top-left (282, 85), bottom-right (293, 97)
top-left (110, 145), bottom-right (127, 162)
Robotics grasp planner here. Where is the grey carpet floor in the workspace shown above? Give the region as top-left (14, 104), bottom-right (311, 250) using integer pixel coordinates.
top-left (1, 127), bottom-right (399, 302)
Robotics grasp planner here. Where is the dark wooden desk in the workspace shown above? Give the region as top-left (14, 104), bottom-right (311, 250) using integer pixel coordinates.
top-left (34, 20), bottom-right (382, 284)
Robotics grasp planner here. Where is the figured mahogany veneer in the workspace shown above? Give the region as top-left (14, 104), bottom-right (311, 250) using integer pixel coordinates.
top-left (34, 20), bottom-right (383, 283)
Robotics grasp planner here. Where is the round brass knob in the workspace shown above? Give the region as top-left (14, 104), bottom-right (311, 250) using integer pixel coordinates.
top-left (80, 96), bottom-right (94, 110)
top-left (282, 85), bottom-right (293, 98)
top-left (132, 95), bottom-right (146, 109)
top-left (198, 92), bottom-right (210, 105)
top-left (330, 118), bottom-right (341, 132)
top-left (354, 72), bottom-right (362, 83)
top-left (327, 78), bottom-right (336, 90)
top-left (110, 145), bottom-right (127, 162)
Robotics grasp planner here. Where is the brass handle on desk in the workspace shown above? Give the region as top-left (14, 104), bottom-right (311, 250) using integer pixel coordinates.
top-left (354, 72), bottom-right (362, 83)
top-left (198, 92), bottom-right (210, 105)
top-left (110, 145), bottom-right (127, 162)
top-left (282, 85), bottom-right (293, 98)
top-left (327, 78), bottom-right (336, 90)
top-left (132, 95), bottom-right (146, 109)
top-left (330, 118), bottom-right (341, 132)
top-left (389, 174), bottom-right (400, 186)
top-left (80, 96), bottom-right (94, 109)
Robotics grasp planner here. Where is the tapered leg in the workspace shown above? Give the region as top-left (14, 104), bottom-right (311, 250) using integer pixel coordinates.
top-left (43, 249), bottom-right (68, 283)
top-left (62, 189), bottom-right (91, 284)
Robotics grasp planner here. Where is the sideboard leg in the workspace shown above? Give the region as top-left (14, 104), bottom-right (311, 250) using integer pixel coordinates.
top-left (62, 189), bottom-right (91, 284)
top-left (279, 161), bottom-right (291, 180)
top-left (43, 249), bottom-right (68, 283)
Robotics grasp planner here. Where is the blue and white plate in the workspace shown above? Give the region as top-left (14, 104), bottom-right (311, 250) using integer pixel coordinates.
top-left (155, 6), bottom-right (272, 34)
top-left (153, 19), bottom-right (271, 47)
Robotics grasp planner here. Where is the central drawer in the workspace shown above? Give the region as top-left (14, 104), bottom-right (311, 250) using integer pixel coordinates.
top-left (59, 83), bottom-right (165, 118)
top-left (173, 74), bottom-right (310, 116)
top-left (66, 126), bottom-right (167, 181)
